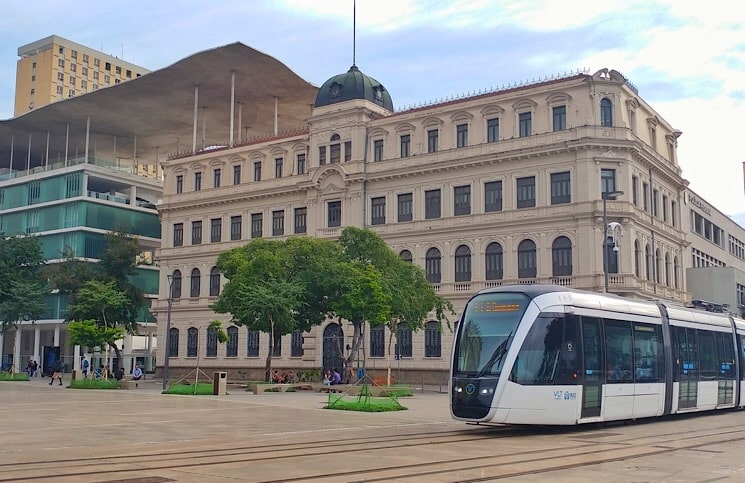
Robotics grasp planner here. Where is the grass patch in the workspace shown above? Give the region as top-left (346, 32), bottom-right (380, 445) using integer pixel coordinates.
top-left (0, 372), bottom-right (30, 381)
top-left (163, 382), bottom-right (215, 395)
top-left (378, 385), bottom-right (413, 397)
top-left (69, 378), bottom-right (118, 390)
top-left (325, 394), bottom-right (407, 412)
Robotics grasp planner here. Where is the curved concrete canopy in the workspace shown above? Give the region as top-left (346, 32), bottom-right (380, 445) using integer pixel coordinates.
top-left (0, 42), bottom-right (318, 172)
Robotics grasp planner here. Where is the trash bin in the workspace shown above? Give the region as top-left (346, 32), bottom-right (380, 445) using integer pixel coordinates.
top-left (213, 371), bottom-right (227, 395)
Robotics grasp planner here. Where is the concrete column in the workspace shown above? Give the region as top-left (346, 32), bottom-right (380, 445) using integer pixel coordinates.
top-left (73, 345), bottom-right (80, 379)
top-left (84, 115), bottom-right (91, 163)
top-left (0, 332), bottom-right (4, 366)
top-left (124, 334), bottom-right (134, 372)
top-left (33, 325), bottom-right (40, 363)
top-left (148, 332), bottom-right (154, 372)
top-left (13, 327), bottom-right (21, 373)
top-left (53, 325), bottom-right (60, 346)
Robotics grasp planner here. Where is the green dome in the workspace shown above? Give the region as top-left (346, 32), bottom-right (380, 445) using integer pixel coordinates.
top-left (314, 65), bottom-right (393, 111)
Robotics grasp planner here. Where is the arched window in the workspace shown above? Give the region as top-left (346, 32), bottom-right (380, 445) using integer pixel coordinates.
top-left (190, 268), bottom-right (201, 298)
top-left (645, 244), bottom-right (652, 281)
top-left (454, 245), bottom-right (472, 282)
top-left (226, 326), bottom-right (238, 357)
top-left (518, 239), bottom-right (537, 279)
top-left (634, 240), bottom-right (641, 277)
top-left (552, 236), bottom-right (572, 276)
top-left (655, 249), bottom-right (662, 283)
top-left (330, 133), bottom-right (341, 163)
top-left (370, 325), bottom-right (384, 357)
top-left (399, 249), bottom-right (413, 262)
top-left (396, 323), bottom-right (412, 358)
top-left (600, 98), bottom-right (613, 127)
top-left (209, 266), bottom-right (221, 296)
top-left (425, 247), bottom-right (441, 283)
top-left (270, 332), bottom-right (281, 357)
top-left (485, 242), bottom-right (504, 280)
top-left (187, 327), bottom-right (198, 357)
top-left (291, 329), bottom-right (304, 357)
top-left (206, 326), bottom-right (218, 357)
top-left (605, 236), bottom-right (618, 274)
top-left (665, 253), bottom-right (671, 286)
top-left (171, 270), bottom-right (182, 299)
top-left (247, 330), bottom-right (259, 357)
top-left (424, 321), bottom-right (441, 358)
top-left (168, 327), bottom-right (179, 357)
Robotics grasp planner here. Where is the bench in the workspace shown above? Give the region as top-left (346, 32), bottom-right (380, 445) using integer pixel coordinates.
top-left (119, 380), bottom-right (139, 390)
top-left (317, 384), bottom-right (351, 393)
top-left (253, 383), bottom-right (314, 395)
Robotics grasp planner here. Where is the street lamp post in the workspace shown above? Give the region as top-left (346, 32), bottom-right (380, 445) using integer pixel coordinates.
top-left (162, 274), bottom-right (173, 390)
top-left (602, 190), bottom-right (624, 292)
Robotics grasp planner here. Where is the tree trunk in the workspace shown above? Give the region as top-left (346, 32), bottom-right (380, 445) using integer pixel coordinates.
top-left (342, 319), bottom-right (363, 383)
top-left (264, 321), bottom-right (274, 382)
top-left (110, 342), bottom-right (122, 372)
top-left (386, 331), bottom-right (395, 386)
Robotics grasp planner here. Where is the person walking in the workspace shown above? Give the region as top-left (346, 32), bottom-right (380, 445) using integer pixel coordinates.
top-left (131, 365), bottom-right (143, 387)
top-left (49, 358), bottom-right (64, 386)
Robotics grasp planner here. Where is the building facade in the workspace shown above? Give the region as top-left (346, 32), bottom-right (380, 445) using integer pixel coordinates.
top-left (0, 159), bottom-right (162, 374)
top-left (157, 66), bottom-right (691, 382)
top-left (15, 35), bottom-right (149, 116)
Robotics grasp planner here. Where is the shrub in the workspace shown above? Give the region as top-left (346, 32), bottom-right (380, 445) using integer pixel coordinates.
top-left (69, 378), bottom-right (118, 389)
top-left (163, 382), bottom-right (215, 395)
top-left (325, 394), bottom-right (407, 412)
top-left (0, 372), bottom-right (30, 381)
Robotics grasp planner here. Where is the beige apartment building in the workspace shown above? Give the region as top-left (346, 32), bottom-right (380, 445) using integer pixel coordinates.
top-left (157, 63), bottom-right (690, 382)
top-left (14, 35), bottom-right (149, 116)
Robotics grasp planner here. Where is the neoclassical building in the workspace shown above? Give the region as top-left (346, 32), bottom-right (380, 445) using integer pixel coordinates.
top-left (157, 59), bottom-right (690, 382)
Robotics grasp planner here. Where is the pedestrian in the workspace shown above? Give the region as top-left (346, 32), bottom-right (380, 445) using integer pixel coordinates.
top-left (115, 367), bottom-right (125, 388)
top-left (49, 358), bottom-right (64, 386)
top-left (31, 360), bottom-right (38, 377)
top-left (81, 357), bottom-right (89, 378)
top-left (131, 364), bottom-right (143, 387)
top-left (26, 359), bottom-right (34, 377)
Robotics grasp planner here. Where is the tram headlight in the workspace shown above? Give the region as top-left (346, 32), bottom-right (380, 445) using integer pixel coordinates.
top-left (480, 387), bottom-right (494, 395)
top-left (455, 386), bottom-right (463, 393)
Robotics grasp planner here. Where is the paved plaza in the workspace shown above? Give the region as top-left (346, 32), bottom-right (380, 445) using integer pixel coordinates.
top-left (4, 376), bottom-right (745, 482)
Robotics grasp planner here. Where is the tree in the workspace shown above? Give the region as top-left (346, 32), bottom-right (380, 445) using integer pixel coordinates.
top-left (0, 235), bottom-right (47, 371)
top-left (66, 280), bottom-right (130, 365)
top-left (67, 319), bottom-right (125, 353)
top-left (213, 237), bottom-right (342, 381)
top-left (338, 227), bottom-right (454, 384)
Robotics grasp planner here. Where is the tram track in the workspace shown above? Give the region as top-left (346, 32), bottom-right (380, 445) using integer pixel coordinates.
top-left (3, 419), bottom-right (744, 482)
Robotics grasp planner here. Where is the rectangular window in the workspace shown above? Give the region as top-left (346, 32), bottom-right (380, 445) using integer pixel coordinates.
top-left (213, 168), bottom-right (221, 188)
top-left (456, 124), bottom-right (468, 148)
top-left (601, 168), bottom-right (616, 195)
top-left (373, 139), bottom-right (384, 161)
top-left (253, 162), bottom-right (261, 181)
top-left (516, 176), bottom-right (536, 208)
top-left (642, 182), bottom-right (649, 211)
top-left (191, 221), bottom-right (202, 245)
top-left (487, 118), bottom-right (500, 143)
top-left (652, 189), bottom-right (659, 217)
top-left (632, 176), bottom-right (638, 206)
top-left (662, 194), bottom-right (668, 222)
top-left (251, 213), bottom-right (263, 238)
top-left (194, 172), bottom-right (202, 191)
top-left (425, 189), bottom-right (441, 219)
top-left (176, 175), bottom-right (184, 194)
top-left (272, 210), bottom-right (284, 236)
top-left (230, 216), bottom-right (242, 240)
top-left (296, 153), bottom-right (306, 175)
top-left (397, 193), bottom-right (413, 222)
top-left (427, 129), bottom-right (439, 153)
top-left (233, 165), bottom-right (241, 185)
top-left (453, 185), bottom-right (471, 216)
top-left (328, 200), bottom-right (342, 227)
top-left (671, 200), bottom-right (677, 226)
top-left (552, 105), bottom-right (567, 131)
top-left (247, 330), bottom-right (259, 357)
top-left (173, 223), bottom-right (183, 247)
top-left (550, 171), bottom-right (571, 205)
top-left (519, 112), bottom-right (532, 137)
top-left (330, 143), bottom-right (341, 163)
top-left (57, 72), bottom-right (64, 82)
top-left (294, 207), bottom-right (307, 234)
top-left (370, 326), bottom-right (385, 357)
top-left (484, 181), bottom-right (503, 212)
top-left (371, 197), bottom-right (386, 225)
top-left (319, 146), bottom-right (326, 165)
top-left (275, 158), bottom-right (283, 178)
top-left (210, 218), bottom-right (221, 242)
top-left (344, 141), bottom-right (352, 161)
top-left (400, 134), bottom-right (411, 157)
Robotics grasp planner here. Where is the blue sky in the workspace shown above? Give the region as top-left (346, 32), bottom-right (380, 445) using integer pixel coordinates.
top-left (1, 0), bottom-right (743, 221)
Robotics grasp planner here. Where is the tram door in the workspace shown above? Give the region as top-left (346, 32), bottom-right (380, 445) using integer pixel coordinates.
top-left (581, 318), bottom-right (603, 418)
top-left (675, 327), bottom-right (698, 409)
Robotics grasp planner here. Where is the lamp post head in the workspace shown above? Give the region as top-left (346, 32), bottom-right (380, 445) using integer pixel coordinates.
top-left (602, 190), bottom-right (624, 200)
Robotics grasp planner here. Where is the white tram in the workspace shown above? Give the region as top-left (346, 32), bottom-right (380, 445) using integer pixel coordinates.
top-left (450, 285), bottom-right (745, 425)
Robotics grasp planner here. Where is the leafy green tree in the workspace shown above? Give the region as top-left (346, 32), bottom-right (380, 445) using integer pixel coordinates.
top-left (67, 280), bottom-right (130, 364)
top-left (0, 235), bottom-right (47, 371)
top-left (67, 319), bottom-right (125, 353)
top-left (338, 227), bottom-right (454, 384)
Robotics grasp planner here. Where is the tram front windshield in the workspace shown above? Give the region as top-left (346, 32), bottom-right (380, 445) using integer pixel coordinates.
top-left (455, 292), bottom-right (530, 377)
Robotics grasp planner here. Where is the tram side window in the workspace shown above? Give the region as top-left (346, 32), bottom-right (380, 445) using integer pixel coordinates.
top-left (510, 315), bottom-right (580, 385)
top-left (605, 320), bottom-right (633, 383)
top-left (715, 332), bottom-right (735, 380)
top-left (740, 336), bottom-right (745, 381)
top-left (697, 330), bottom-right (718, 381)
top-left (633, 323), bottom-right (663, 382)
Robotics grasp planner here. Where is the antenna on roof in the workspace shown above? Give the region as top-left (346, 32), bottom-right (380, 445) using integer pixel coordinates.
top-left (352, 0), bottom-right (357, 66)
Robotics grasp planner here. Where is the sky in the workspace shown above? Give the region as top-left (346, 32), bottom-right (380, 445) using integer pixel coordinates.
top-left (1, 0), bottom-right (743, 221)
